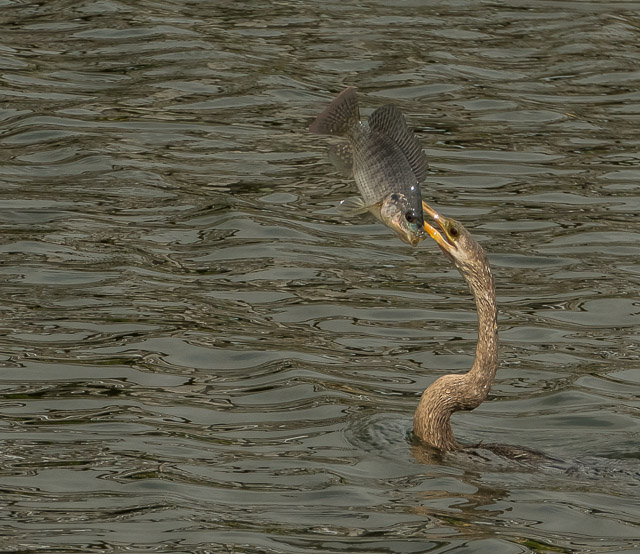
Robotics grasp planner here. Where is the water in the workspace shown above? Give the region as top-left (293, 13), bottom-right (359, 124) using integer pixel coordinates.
top-left (1, 0), bottom-right (639, 551)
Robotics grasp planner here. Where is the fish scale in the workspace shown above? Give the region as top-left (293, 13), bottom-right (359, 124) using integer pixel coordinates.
top-left (350, 124), bottom-right (420, 207)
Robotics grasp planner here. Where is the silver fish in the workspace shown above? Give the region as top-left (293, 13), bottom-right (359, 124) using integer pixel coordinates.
top-left (309, 87), bottom-right (429, 246)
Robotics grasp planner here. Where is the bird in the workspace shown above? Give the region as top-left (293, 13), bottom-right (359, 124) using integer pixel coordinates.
top-left (414, 201), bottom-right (498, 452)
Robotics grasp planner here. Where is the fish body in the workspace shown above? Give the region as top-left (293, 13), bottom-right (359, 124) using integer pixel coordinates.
top-left (309, 87), bottom-right (429, 246)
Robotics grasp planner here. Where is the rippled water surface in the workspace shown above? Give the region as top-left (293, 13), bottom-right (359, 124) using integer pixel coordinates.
top-left (1, 1), bottom-right (640, 552)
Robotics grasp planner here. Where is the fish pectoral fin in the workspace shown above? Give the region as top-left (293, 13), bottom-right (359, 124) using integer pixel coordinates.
top-left (337, 196), bottom-right (370, 215)
top-left (328, 142), bottom-right (353, 177)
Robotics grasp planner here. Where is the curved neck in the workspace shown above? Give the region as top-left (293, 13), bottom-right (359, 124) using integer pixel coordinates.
top-left (468, 261), bottom-right (498, 391)
top-left (413, 254), bottom-right (498, 452)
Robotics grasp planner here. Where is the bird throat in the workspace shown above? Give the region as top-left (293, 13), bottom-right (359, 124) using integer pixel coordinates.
top-left (413, 252), bottom-right (498, 452)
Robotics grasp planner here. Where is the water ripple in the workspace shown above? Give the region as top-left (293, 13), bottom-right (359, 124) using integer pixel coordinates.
top-left (0, 1), bottom-right (639, 552)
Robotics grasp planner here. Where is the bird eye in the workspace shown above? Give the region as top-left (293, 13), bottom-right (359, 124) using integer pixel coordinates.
top-left (449, 225), bottom-right (459, 239)
top-left (405, 211), bottom-right (416, 223)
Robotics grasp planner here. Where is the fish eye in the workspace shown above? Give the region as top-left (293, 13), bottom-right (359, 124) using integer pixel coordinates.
top-left (405, 211), bottom-right (416, 223)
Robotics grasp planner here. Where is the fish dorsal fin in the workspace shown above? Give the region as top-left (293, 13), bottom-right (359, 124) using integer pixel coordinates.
top-left (368, 104), bottom-right (429, 183)
top-left (337, 196), bottom-right (369, 215)
top-left (309, 87), bottom-right (360, 137)
top-left (328, 142), bottom-right (353, 177)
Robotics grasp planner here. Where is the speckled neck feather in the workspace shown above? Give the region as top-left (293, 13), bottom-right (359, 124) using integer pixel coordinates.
top-left (413, 247), bottom-right (498, 451)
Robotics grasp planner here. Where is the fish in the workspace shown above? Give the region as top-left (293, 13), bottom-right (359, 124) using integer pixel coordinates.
top-left (309, 86), bottom-right (429, 246)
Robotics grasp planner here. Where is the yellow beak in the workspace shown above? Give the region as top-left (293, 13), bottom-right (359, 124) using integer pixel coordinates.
top-left (422, 201), bottom-right (455, 253)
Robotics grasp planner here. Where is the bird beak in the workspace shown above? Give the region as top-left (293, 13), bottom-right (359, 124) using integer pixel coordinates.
top-left (422, 201), bottom-right (456, 254)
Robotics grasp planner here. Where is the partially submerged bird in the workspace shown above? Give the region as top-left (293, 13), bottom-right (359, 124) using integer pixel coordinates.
top-left (415, 201), bottom-right (498, 452)
top-left (310, 89), bottom-right (500, 453)
top-left (309, 87), bottom-right (429, 246)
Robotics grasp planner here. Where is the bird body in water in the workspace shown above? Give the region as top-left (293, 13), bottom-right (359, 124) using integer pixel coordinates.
top-left (415, 202), bottom-right (498, 452)
top-left (309, 87), bottom-right (429, 246)
top-left (414, 211), bottom-right (639, 475)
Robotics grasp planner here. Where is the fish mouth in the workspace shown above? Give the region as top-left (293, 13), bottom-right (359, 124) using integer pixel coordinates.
top-left (408, 233), bottom-right (424, 247)
top-left (398, 220), bottom-right (428, 247)
top-left (391, 225), bottom-right (423, 247)
top-left (422, 201), bottom-right (457, 254)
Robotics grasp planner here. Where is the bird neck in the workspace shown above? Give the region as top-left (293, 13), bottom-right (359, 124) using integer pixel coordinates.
top-left (467, 261), bottom-right (498, 391)
top-left (413, 251), bottom-right (498, 452)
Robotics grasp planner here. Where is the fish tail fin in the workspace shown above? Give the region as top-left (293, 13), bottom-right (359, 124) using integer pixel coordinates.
top-left (309, 87), bottom-right (360, 136)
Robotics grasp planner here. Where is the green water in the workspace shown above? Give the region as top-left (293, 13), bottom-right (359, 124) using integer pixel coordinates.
top-left (1, 1), bottom-right (639, 552)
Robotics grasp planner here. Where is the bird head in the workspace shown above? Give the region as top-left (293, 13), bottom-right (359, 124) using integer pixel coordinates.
top-left (421, 201), bottom-right (485, 274)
